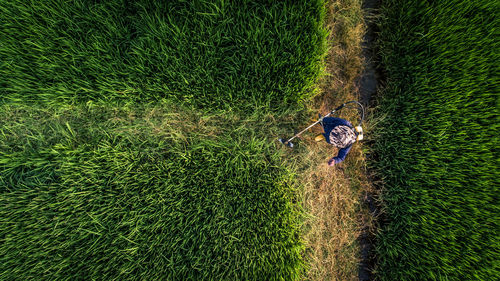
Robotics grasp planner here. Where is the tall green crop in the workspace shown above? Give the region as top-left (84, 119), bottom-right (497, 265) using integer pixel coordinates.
top-left (0, 0), bottom-right (328, 279)
top-left (373, 0), bottom-right (499, 280)
top-left (0, 0), bottom-right (327, 111)
top-left (0, 104), bottom-right (305, 280)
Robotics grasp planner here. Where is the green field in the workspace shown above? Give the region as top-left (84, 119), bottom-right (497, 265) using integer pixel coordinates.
top-left (6, 0), bottom-right (499, 279)
top-left (0, 0), bottom-right (326, 109)
top-left (0, 0), bottom-right (327, 280)
top-left (373, 0), bottom-right (499, 280)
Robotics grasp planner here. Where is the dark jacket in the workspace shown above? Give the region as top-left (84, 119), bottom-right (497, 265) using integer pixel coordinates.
top-left (322, 117), bottom-right (354, 164)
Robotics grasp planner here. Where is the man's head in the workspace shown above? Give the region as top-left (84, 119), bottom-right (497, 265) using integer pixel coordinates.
top-left (329, 125), bottom-right (356, 148)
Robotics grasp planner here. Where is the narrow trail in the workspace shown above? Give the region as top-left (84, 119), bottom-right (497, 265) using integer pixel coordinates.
top-left (358, 0), bottom-right (380, 105)
top-left (357, 0), bottom-right (381, 280)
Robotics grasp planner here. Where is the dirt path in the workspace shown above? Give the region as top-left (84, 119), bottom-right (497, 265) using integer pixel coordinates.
top-left (358, 0), bottom-right (380, 105)
top-left (357, 0), bottom-right (381, 280)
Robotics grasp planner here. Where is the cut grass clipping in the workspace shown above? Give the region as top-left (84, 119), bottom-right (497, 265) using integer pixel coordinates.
top-left (373, 0), bottom-right (499, 280)
top-left (0, 0), bottom-right (326, 110)
top-left (0, 105), bottom-right (304, 280)
top-left (0, 0), bottom-right (329, 280)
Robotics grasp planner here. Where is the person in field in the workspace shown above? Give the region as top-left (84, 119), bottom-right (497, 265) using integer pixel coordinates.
top-left (315, 115), bottom-right (358, 166)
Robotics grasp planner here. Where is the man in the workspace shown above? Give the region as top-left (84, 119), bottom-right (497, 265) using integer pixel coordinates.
top-left (315, 116), bottom-right (358, 166)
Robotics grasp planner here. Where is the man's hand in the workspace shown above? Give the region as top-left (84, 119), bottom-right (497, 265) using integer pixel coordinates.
top-left (328, 158), bottom-right (336, 166)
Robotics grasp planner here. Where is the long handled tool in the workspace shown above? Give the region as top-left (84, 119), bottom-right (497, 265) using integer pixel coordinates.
top-left (278, 101), bottom-right (364, 148)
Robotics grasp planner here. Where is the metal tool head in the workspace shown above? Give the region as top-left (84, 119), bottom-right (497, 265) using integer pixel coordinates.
top-left (278, 138), bottom-right (294, 148)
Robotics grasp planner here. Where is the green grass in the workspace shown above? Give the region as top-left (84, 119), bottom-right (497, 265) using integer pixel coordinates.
top-left (373, 0), bottom-right (499, 280)
top-left (0, 104), bottom-right (306, 280)
top-left (0, 0), bottom-right (328, 280)
top-left (0, 0), bottom-right (326, 110)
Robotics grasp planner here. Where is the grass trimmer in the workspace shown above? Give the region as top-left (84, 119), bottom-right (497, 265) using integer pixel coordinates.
top-left (278, 101), bottom-right (365, 148)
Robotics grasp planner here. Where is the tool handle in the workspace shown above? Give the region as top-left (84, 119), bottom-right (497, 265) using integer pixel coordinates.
top-left (285, 119), bottom-right (322, 143)
top-left (289, 104), bottom-right (345, 143)
top-left (283, 101), bottom-right (361, 145)
top-left (330, 103), bottom-right (346, 115)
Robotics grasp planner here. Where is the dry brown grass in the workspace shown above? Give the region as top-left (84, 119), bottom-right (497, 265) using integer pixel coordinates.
top-left (299, 0), bottom-right (376, 280)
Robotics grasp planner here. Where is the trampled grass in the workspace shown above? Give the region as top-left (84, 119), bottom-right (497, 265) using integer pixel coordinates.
top-left (0, 0), bottom-right (326, 110)
top-left (299, 1), bottom-right (373, 279)
top-left (373, 0), bottom-right (499, 280)
top-left (0, 0), bottom-right (329, 280)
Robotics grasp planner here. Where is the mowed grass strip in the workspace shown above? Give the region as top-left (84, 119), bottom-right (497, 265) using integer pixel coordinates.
top-left (373, 0), bottom-right (499, 280)
top-left (0, 104), bottom-right (304, 280)
top-left (0, 0), bottom-right (326, 109)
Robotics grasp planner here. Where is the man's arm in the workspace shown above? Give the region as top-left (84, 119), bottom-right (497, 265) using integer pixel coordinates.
top-left (328, 145), bottom-right (352, 166)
